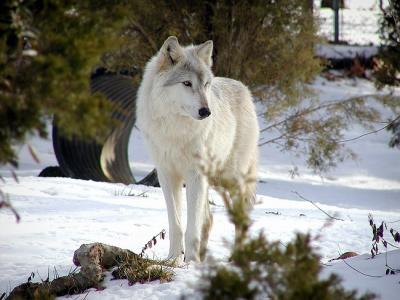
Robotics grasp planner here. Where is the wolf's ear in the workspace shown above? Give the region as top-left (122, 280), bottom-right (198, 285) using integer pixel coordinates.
top-left (197, 40), bottom-right (213, 67)
top-left (160, 36), bottom-right (184, 67)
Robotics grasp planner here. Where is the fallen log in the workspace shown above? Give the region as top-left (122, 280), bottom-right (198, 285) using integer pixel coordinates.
top-left (6, 242), bottom-right (172, 299)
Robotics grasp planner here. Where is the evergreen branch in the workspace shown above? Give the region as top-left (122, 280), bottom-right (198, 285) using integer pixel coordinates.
top-left (260, 94), bottom-right (379, 134)
top-left (388, 0), bottom-right (400, 38)
top-left (292, 191), bottom-right (344, 221)
top-left (260, 93), bottom-right (399, 149)
top-left (128, 18), bottom-right (158, 52)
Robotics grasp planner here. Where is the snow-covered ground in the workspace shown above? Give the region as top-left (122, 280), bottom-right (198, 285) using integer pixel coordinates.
top-left (1, 1), bottom-right (400, 297)
top-left (316, 0), bottom-right (388, 45)
top-left (317, 7), bottom-right (381, 45)
top-left (1, 74), bottom-right (400, 299)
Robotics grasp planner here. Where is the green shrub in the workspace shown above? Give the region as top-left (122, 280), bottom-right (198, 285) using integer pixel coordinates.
top-left (374, 1), bottom-right (400, 88)
top-left (0, 0), bottom-right (128, 165)
top-left (196, 168), bottom-right (375, 300)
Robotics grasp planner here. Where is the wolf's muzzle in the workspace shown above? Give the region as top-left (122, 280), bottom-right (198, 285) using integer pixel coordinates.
top-left (198, 107), bottom-right (211, 119)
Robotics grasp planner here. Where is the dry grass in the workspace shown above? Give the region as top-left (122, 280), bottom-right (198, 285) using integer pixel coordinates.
top-left (112, 254), bottom-right (175, 285)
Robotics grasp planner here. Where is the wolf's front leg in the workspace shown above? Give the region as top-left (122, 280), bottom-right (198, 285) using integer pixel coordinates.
top-left (185, 171), bottom-right (208, 262)
top-left (157, 170), bottom-right (184, 264)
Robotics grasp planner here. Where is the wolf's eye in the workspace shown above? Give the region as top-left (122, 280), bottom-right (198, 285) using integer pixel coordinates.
top-left (204, 82), bottom-right (210, 87)
top-left (182, 81), bottom-right (192, 87)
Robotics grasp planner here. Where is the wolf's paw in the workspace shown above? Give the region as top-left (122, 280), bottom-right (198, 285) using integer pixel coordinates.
top-left (183, 250), bottom-right (201, 263)
top-left (167, 251), bottom-right (185, 266)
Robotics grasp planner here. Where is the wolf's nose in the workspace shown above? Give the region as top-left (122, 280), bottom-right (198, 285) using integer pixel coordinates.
top-left (199, 107), bottom-right (211, 119)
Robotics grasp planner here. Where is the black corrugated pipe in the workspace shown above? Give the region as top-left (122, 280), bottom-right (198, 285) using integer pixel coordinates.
top-left (52, 69), bottom-right (159, 187)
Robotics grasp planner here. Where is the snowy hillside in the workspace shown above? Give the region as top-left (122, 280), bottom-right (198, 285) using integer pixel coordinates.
top-left (1, 75), bottom-right (400, 299)
top-left (316, 0), bottom-right (386, 45)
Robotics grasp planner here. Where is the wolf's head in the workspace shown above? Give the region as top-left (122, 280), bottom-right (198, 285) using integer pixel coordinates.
top-left (151, 36), bottom-right (214, 121)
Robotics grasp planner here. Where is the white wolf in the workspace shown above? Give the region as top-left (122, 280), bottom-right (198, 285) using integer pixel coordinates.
top-left (136, 36), bottom-right (259, 263)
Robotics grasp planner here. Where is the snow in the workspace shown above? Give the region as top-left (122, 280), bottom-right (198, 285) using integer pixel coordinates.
top-left (321, 250), bottom-right (400, 300)
top-left (1, 74), bottom-right (400, 299)
top-left (1, 1), bottom-right (400, 295)
top-left (315, 44), bottom-right (378, 60)
top-left (1, 177), bottom-right (399, 299)
top-left (315, 0), bottom-right (389, 45)
top-left (317, 7), bottom-right (382, 45)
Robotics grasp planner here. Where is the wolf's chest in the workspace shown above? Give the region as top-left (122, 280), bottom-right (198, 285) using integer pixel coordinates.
top-left (144, 114), bottom-right (235, 173)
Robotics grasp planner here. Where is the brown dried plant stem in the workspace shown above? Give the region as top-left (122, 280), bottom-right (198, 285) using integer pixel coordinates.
top-left (0, 190), bottom-right (20, 222)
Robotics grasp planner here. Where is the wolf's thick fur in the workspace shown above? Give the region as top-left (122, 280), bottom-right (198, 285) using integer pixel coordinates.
top-left (136, 36), bottom-right (259, 262)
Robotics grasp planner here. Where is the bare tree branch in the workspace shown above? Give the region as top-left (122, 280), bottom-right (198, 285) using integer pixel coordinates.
top-left (339, 255), bottom-right (384, 278)
top-left (338, 115), bottom-right (400, 143)
top-left (292, 191), bottom-right (344, 221)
